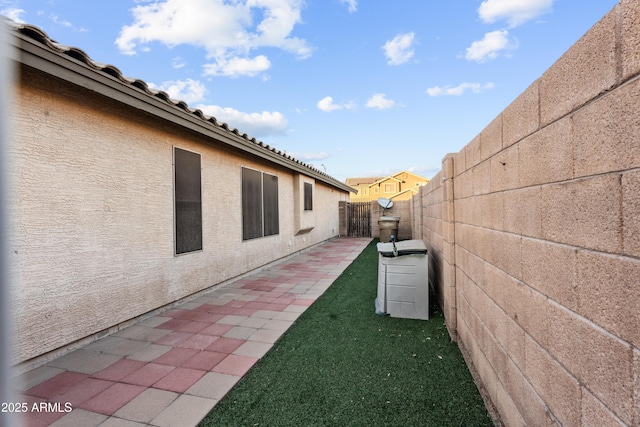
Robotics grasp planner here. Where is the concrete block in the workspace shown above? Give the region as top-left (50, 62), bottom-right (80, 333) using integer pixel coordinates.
top-left (494, 308), bottom-right (525, 372)
top-left (490, 144), bottom-right (519, 193)
top-left (463, 197), bottom-right (482, 228)
top-left (443, 177), bottom-right (454, 203)
top-left (480, 114), bottom-right (503, 162)
top-left (503, 280), bottom-right (550, 348)
top-left (621, 0), bottom-right (640, 80)
top-left (465, 135), bottom-right (482, 170)
top-left (582, 387), bottom-right (629, 427)
top-left (518, 117), bottom-right (573, 188)
top-left (635, 348), bottom-right (639, 426)
top-left (494, 378), bottom-right (527, 427)
top-left (521, 238), bottom-right (577, 310)
top-left (473, 160), bottom-right (491, 196)
top-left (545, 301), bottom-right (634, 425)
top-left (541, 175), bottom-right (622, 253)
top-left (623, 164), bottom-right (640, 259)
top-left (576, 250), bottom-right (640, 349)
top-left (503, 81), bottom-right (539, 148)
top-left (454, 224), bottom-right (471, 255)
top-left (482, 263), bottom-right (510, 320)
top-left (442, 240), bottom-right (455, 266)
top-left (481, 192), bottom-right (504, 231)
top-left (444, 199), bottom-right (455, 224)
top-left (525, 335), bottom-right (581, 427)
top-left (503, 187), bottom-right (541, 238)
top-left (454, 170), bottom-right (474, 200)
top-left (442, 153), bottom-right (455, 180)
top-left (454, 197), bottom-right (471, 227)
top-left (475, 227), bottom-right (496, 265)
top-left (466, 248), bottom-right (488, 290)
top-left (492, 231), bottom-right (522, 281)
top-left (539, 9), bottom-right (617, 126)
top-left (484, 325), bottom-right (510, 389)
top-left (454, 149), bottom-right (467, 177)
top-left (573, 78), bottom-right (640, 178)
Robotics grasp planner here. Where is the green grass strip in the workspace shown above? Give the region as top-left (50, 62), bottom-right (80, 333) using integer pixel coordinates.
top-left (199, 239), bottom-right (493, 427)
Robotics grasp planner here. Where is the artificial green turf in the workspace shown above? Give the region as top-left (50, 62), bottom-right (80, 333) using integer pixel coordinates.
top-left (199, 239), bottom-right (494, 427)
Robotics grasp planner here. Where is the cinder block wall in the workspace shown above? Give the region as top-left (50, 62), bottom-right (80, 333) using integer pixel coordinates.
top-left (414, 1), bottom-right (640, 425)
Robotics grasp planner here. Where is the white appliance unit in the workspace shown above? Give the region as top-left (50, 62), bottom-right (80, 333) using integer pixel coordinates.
top-left (376, 239), bottom-right (429, 320)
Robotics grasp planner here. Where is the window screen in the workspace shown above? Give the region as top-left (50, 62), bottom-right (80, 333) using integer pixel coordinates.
top-left (174, 147), bottom-right (202, 254)
top-left (242, 167), bottom-right (279, 240)
top-left (242, 167), bottom-right (263, 240)
top-left (304, 182), bottom-right (313, 211)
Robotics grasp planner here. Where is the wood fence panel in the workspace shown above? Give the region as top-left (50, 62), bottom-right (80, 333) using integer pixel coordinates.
top-left (347, 202), bottom-right (371, 237)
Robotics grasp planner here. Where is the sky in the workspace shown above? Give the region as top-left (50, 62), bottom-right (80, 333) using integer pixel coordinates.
top-left (1, 0), bottom-right (619, 181)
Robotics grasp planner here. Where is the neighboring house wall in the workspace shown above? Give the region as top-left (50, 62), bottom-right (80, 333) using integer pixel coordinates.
top-left (392, 171), bottom-right (429, 195)
top-left (413, 2), bottom-right (640, 425)
top-left (370, 177), bottom-right (402, 201)
top-left (347, 172), bottom-right (429, 202)
top-left (9, 38), bottom-right (350, 367)
top-left (347, 183), bottom-right (373, 202)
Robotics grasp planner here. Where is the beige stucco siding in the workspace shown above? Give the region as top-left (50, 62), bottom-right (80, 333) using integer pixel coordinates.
top-left (9, 66), bottom-right (348, 364)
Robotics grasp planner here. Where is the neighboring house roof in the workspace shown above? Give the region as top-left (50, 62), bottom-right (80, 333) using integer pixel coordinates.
top-left (388, 170), bottom-right (431, 184)
top-left (6, 20), bottom-right (355, 194)
top-left (344, 177), bottom-right (383, 186)
top-left (389, 188), bottom-right (418, 199)
top-left (368, 176), bottom-right (403, 187)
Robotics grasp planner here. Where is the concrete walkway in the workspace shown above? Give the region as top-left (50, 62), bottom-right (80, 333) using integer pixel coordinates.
top-left (15, 237), bottom-right (372, 427)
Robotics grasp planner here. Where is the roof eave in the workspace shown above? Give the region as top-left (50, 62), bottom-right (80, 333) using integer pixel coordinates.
top-left (9, 26), bottom-right (356, 194)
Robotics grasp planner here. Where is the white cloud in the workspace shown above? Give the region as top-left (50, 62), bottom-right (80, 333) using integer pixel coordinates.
top-left (116, 0), bottom-right (311, 77)
top-left (171, 57), bottom-right (186, 69)
top-left (426, 82), bottom-right (495, 96)
top-left (465, 30), bottom-right (517, 62)
top-left (196, 104), bottom-right (288, 137)
top-left (317, 96), bottom-right (356, 112)
top-left (49, 13), bottom-right (72, 28)
top-left (478, 0), bottom-right (553, 27)
top-left (382, 32), bottom-right (415, 66)
top-left (339, 0), bottom-right (357, 13)
top-left (365, 93), bottom-right (396, 110)
top-left (150, 78), bottom-right (207, 104)
top-left (1, 7), bottom-right (26, 23)
top-left (203, 55), bottom-right (271, 77)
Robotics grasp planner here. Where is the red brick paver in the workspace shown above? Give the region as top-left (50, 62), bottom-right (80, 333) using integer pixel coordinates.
top-left (15, 237), bottom-right (371, 426)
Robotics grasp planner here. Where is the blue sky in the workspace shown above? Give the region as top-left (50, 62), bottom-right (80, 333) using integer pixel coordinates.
top-left (2, 0), bottom-right (618, 181)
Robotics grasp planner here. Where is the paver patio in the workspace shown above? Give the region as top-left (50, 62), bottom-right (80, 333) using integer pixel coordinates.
top-left (14, 237), bottom-right (372, 427)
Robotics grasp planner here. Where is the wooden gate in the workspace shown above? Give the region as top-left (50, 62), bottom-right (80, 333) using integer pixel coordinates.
top-left (347, 202), bottom-right (371, 237)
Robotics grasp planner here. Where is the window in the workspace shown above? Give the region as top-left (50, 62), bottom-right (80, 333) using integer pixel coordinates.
top-left (304, 182), bottom-right (313, 211)
top-left (174, 147), bottom-right (202, 254)
top-left (384, 183), bottom-right (396, 193)
top-left (242, 167), bottom-right (279, 240)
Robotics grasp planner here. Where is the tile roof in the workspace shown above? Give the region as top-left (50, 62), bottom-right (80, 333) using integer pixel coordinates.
top-left (4, 19), bottom-right (355, 193)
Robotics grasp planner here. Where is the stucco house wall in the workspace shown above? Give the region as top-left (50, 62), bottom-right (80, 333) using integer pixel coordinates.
top-left (413, 1), bottom-right (640, 425)
top-left (7, 25), bottom-right (351, 368)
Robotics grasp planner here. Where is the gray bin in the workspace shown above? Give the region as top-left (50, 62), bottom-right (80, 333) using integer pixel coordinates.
top-left (378, 216), bottom-right (399, 243)
top-left (376, 239), bottom-right (429, 320)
